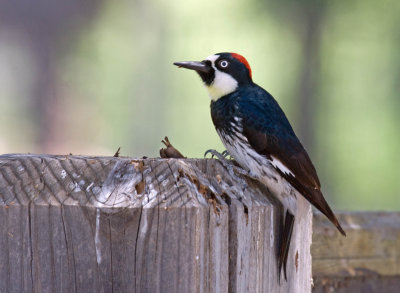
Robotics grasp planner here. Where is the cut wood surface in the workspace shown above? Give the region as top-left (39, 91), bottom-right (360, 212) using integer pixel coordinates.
top-left (312, 211), bottom-right (400, 292)
top-left (0, 154), bottom-right (312, 293)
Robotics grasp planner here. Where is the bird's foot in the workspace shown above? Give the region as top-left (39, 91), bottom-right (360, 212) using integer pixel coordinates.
top-left (204, 150), bottom-right (235, 169)
top-left (221, 150), bottom-right (233, 159)
top-left (204, 149), bottom-right (231, 160)
top-left (204, 149), bottom-right (256, 189)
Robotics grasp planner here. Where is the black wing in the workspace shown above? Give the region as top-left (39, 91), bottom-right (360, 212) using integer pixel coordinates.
top-left (238, 88), bottom-right (345, 236)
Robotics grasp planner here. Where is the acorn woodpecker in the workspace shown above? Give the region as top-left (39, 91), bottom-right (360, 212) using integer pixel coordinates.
top-left (174, 52), bottom-right (345, 280)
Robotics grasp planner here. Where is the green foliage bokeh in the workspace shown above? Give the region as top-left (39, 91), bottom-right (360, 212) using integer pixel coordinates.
top-left (1, 0), bottom-right (399, 210)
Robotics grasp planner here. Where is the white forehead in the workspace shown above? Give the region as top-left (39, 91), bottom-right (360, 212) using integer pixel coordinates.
top-left (205, 54), bottom-right (220, 63)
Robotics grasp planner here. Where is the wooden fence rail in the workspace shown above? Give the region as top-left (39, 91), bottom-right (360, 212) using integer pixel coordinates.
top-left (312, 211), bottom-right (400, 292)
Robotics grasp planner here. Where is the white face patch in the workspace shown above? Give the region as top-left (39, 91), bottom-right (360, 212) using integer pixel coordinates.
top-left (204, 54), bottom-right (238, 101)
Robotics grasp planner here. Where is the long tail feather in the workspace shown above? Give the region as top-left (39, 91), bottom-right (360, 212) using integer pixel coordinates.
top-left (278, 211), bottom-right (295, 282)
top-left (282, 175), bottom-right (346, 237)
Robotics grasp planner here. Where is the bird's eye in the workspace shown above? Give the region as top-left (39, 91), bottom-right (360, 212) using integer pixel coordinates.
top-left (219, 60), bottom-right (229, 68)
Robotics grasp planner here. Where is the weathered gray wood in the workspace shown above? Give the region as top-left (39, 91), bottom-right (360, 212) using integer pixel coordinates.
top-left (312, 211), bottom-right (400, 293)
top-left (0, 154), bottom-right (312, 292)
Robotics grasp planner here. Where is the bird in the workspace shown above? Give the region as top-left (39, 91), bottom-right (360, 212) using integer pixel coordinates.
top-left (173, 52), bottom-right (346, 280)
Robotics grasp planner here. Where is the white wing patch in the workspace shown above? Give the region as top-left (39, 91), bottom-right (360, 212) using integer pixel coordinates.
top-left (270, 156), bottom-right (294, 177)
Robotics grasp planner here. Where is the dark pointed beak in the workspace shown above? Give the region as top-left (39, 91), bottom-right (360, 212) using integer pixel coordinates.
top-left (173, 61), bottom-right (212, 74)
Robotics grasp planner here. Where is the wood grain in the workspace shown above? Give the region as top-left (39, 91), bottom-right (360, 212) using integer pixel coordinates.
top-left (0, 154), bottom-right (312, 293)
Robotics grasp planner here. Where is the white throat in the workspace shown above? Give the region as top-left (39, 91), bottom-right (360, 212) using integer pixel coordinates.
top-left (204, 54), bottom-right (238, 101)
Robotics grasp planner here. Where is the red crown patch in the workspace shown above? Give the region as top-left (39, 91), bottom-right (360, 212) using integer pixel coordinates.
top-left (231, 53), bottom-right (252, 79)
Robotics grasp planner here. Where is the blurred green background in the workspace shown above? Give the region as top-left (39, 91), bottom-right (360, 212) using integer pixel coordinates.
top-left (0, 0), bottom-right (399, 210)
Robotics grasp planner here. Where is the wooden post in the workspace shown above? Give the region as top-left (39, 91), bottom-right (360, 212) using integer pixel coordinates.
top-left (0, 154), bottom-right (312, 292)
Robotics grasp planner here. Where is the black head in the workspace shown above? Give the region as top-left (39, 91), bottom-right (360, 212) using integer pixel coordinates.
top-left (174, 52), bottom-right (253, 100)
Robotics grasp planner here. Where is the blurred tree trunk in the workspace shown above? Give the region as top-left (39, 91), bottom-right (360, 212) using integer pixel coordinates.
top-left (0, 0), bottom-right (102, 152)
top-left (295, 4), bottom-right (325, 153)
top-left (263, 0), bottom-right (326, 153)
top-left (30, 33), bottom-right (58, 151)
top-left (129, 0), bottom-right (168, 155)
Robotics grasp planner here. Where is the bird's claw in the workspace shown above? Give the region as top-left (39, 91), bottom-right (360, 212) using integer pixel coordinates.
top-left (204, 150), bottom-right (232, 167)
top-left (204, 149), bottom-right (250, 190)
top-left (204, 149), bottom-right (217, 158)
top-left (205, 149), bottom-right (232, 159)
